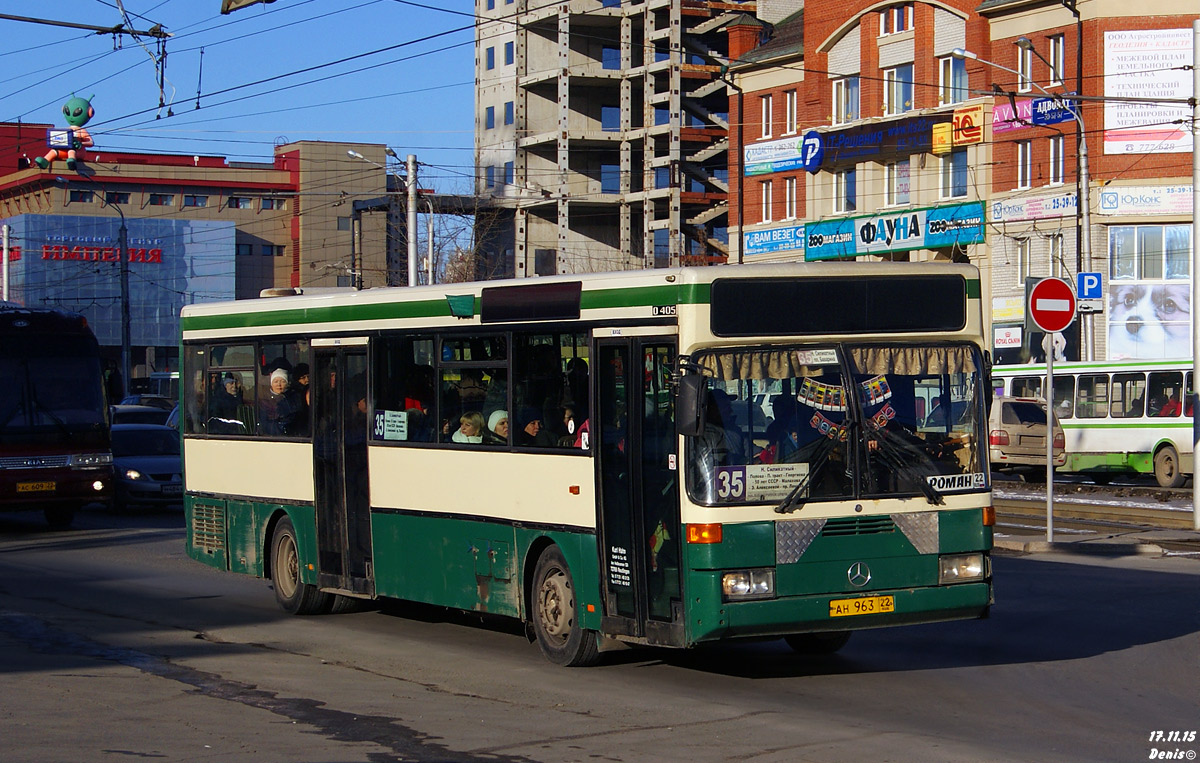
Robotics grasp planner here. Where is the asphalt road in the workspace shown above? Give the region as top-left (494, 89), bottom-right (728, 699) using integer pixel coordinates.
top-left (0, 504), bottom-right (1197, 763)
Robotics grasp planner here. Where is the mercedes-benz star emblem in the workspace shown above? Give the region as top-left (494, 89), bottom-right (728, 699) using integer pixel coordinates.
top-left (847, 562), bottom-right (871, 587)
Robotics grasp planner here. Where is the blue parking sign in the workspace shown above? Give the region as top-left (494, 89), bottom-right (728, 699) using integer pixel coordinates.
top-left (1078, 272), bottom-right (1103, 300)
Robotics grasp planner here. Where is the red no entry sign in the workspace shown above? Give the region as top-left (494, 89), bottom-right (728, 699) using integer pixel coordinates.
top-left (1028, 277), bottom-right (1077, 333)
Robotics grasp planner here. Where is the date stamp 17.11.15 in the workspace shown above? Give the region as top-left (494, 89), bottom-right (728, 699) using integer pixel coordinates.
top-left (1147, 730), bottom-right (1197, 760)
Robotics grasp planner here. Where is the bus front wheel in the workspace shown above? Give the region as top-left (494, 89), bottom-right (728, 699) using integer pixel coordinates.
top-left (784, 631), bottom-right (852, 654)
top-left (1154, 446), bottom-right (1186, 489)
top-left (270, 517), bottom-right (331, 615)
top-left (531, 546), bottom-right (600, 667)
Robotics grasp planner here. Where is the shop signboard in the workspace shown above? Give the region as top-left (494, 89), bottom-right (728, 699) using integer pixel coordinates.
top-left (1104, 29), bottom-right (1193, 154)
top-left (793, 113), bottom-right (952, 174)
top-left (744, 223), bottom-right (805, 257)
top-left (805, 201), bottom-right (985, 260)
top-left (990, 192), bottom-right (1077, 223)
top-left (1096, 185), bottom-right (1193, 216)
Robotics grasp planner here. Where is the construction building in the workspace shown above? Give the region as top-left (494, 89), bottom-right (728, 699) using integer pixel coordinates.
top-left (475, 0), bottom-right (752, 277)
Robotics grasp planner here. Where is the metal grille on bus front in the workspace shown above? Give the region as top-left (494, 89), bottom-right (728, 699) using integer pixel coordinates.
top-left (0, 455), bottom-right (71, 469)
top-left (820, 516), bottom-right (896, 536)
top-left (191, 503), bottom-right (226, 554)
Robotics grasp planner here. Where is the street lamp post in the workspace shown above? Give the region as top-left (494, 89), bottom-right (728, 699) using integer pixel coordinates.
top-left (349, 149), bottom-right (422, 287)
top-left (56, 177), bottom-right (130, 398)
top-left (952, 46), bottom-right (1094, 362)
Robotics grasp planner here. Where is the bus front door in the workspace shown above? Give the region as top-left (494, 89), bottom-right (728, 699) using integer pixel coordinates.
top-left (595, 337), bottom-right (683, 646)
top-left (312, 343), bottom-right (374, 596)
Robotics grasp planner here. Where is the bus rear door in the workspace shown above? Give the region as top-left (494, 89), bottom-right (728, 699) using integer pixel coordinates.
top-left (311, 339), bottom-right (374, 596)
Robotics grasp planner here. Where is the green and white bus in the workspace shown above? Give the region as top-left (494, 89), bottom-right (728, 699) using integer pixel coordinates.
top-left (181, 262), bottom-right (994, 665)
top-left (992, 360), bottom-right (1194, 487)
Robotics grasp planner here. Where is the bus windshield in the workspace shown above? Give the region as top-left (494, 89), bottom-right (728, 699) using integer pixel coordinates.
top-left (0, 335), bottom-right (107, 444)
top-left (687, 343), bottom-right (985, 506)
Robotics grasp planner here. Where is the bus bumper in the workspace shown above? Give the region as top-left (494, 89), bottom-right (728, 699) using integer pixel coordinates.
top-left (687, 581), bottom-right (992, 644)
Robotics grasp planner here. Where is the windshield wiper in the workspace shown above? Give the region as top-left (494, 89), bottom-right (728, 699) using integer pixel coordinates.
top-left (774, 436), bottom-right (838, 515)
top-left (866, 427), bottom-right (945, 505)
top-left (30, 396), bottom-right (72, 438)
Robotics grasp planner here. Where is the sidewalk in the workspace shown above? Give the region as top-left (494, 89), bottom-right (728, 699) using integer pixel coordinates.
top-left (993, 528), bottom-right (1200, 556)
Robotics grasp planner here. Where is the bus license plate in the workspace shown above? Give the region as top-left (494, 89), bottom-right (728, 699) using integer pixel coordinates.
top-left (829, 595), bottom-right (895, 618)
top-left (16, 481), bottom-right (56, 493)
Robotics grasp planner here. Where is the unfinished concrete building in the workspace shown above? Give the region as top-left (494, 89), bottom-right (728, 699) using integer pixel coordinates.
top-left (475, 0), bottom-right (753, 277)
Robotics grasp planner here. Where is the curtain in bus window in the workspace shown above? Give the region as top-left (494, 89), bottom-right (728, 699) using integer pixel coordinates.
top-left (852, 346), bottom-right (976, 376)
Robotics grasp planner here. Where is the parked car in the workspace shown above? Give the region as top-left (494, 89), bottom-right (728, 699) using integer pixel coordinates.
top-left (110, 404), bottom-right (170, 426)
top-left (988, 396), bottom-right (1065, 478)
top-left (110, 424), bottom-right (183, 508)
top-left (118, 394), bottom-right (175, 410)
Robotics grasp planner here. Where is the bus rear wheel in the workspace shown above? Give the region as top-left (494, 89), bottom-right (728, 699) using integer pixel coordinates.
top-left (531, 546), bottom-right (600, 667)
top-left (1154, 446), bottom-right (1186, 489)
top-left (784, 631), bottom-right (852, 654)
top-left (270, 517), bottom-right (331, 615)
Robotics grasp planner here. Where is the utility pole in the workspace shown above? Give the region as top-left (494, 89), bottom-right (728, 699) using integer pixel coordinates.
top-left (407, 154), bottom-right (418, 287)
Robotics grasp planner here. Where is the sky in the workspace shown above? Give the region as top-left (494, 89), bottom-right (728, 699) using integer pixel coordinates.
top-left (0, 0), bottom-right (478, 193)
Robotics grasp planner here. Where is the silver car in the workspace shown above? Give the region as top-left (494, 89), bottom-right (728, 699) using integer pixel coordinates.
top-left (110, 424), bottom-right (183, 508)
top-left (988, 397), bottom-right (1065, 477)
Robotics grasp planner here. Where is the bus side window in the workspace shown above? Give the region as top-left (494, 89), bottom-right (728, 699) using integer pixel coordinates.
top-left (1012, 377), bottom-right (1040, 398)
top-left (1147, 371), bottom-right (1183, 417)
top-left (1188, 373), bottom-right (1195, 417)
top-left (1052, 377), bottom-right (1074, 419)
top-left (1076, 374), bottom-right (1109, 418)
top-left (1110, 373), bottom-right (1145, 418)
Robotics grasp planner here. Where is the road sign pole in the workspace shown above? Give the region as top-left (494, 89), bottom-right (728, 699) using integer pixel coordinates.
top-left (1045, 341), bottom-right (1054, 543)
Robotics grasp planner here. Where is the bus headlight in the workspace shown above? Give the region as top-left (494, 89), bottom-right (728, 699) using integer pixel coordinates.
top-left (939, 553), bottom-right (987, 584)
top-left (721, 569), bottom-right (775, 600)
top-left (124, 469), bottom-right (145, 481)
top-left (69, 453), bottom-right (113, 468)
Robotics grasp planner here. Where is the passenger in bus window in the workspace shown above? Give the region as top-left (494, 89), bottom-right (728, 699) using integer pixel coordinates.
top-left (451, 411), bottom-right (485, 443)
top-left (485, 410), bottom-right (509, 445)
top-left (517, 407), bottom-right (556, 447)
top-left (260, 368), bottom-right (299, 436)
top-left (1158, 395), bottom-right (1182, 417)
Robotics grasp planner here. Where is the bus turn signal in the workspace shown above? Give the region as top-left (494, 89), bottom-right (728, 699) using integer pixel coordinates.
top-left (686, 523), bottom-right (723, 544)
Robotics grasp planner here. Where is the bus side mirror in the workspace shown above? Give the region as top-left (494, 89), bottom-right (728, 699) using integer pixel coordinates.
top-left (676, 374), bottom-right (706, 437)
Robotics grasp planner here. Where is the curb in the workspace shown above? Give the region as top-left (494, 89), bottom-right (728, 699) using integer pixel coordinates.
top-left (994, 538), bottom-right (1165, 556)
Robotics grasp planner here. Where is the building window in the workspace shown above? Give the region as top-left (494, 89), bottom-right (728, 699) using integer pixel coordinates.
top-left (939, 56), bottom-right (968, 105)
top-left (184, 195), bottom-right (208, 208)
top-left (505, 41), bottom-right (514, 66)
top-left (601, 164), bottom-right (620, 194)
top-left (883, 64), bottom-right (913, 115)
top-left (504, 161), bottom-right (514, 186)
top-left (337, 216), bottom-right (352, 232)
top-left (485, 165), bottom-right (495, 189)
top-left (1110, 225), bottom-right (1192, 281)
top-left (784, 176), bottom-right (797, 219)
top-left (601, 46), bottom-right (620, 70)
top-left (940, 148), bottom-right (968, 198)
top-left (1016, 238), bottom-right (1031, 281)
top-left (261, 197), bottom-right (285, 210)
top-left (486, 47), bottom-right (495, 70)
top-left (105, 191), bottom-right (130, 205)
top-left (264, 244), bottom-right (285, 257)
top-left (1049, 35), bottom-right (1065, 86)
top-left (68, 190), bottom-right (93, 203)
top-left (885, 159), bottom-right (910, 206)
top-left (236, 243), bottom-right (254, 257)
top-left (601, 105), bottom-right (620, 131)
top-left (832, 76), bottom-right (860, 124)
top-left (1016, 140), bottom-right (1032, 189)
top-left (485, 106), bottom-right (495, 129)
top-left (486, 0), bottom-right (494, 9)
top-left (784, 90), bottom-right (797, 134)
top-left (760, 180), bottom-right (773, 222)
top-left (149, 193), bottom-right (174, 206)
top-left (1049, 135), bottom-right (1064, 185)
top-left (504, 101), bottom-right (514, 126)
top-left (760, 94), bottom-right (773, 139)
top-left (227, 196), bottom-right (251, 209)
top-left (1050, 233), bottom-right (1065, 277)
top-left (1017, 45), bottom-right (1033, 93)
top-left (834, 168), bottom-right (856, 213)
top-left (879, 3), bottom-right (913, 35)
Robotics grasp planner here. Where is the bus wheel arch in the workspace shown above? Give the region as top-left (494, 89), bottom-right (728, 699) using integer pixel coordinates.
top-left (530, 544), bottom-right (600, 667)
top-left (269, 514), bottom-right (331, 615)
top-left (1152, 444), bottom-right (1186, 489)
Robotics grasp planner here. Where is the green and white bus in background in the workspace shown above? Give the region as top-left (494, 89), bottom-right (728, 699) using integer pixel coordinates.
top-left (992, 360), bottom-right (1194, 487)
top-left (181, 262), bottom-right (994, 666)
